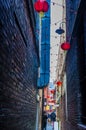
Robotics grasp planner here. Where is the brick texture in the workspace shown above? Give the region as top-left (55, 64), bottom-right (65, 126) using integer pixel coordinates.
top-left (60, 1), bottom-right (86, 130)
top-left (0, 0), bottom-right (39, 130)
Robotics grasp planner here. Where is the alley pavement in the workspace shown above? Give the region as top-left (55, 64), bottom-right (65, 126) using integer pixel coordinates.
top-left (46, 122), bottom-right (53, 130)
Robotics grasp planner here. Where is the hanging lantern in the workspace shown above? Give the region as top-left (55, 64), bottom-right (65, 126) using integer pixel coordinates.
top-left (61, 42), bottom-right (70, 50)
top-left (48, 100), bottom-right (55, 103)
top-left (56, 81), bottom-right (62, 86)
top-left (47, 95), bottom-right (50, 98)
top-left (34, 1), bottom-right (49, 13)
top-left (51, 99), bottom-right (55, 103)
top-left (34, 1), bottom-right (42, 12)
top-left (50, 90), bottom-right (55, 94)
top-left (48, 100), bottom-right (51, 103)
top-left (42, 1), bottom-right (49, 12)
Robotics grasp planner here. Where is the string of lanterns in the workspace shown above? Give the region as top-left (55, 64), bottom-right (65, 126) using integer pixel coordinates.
top-left (51, 18), bottom-right (66, 26)
top-left (50, 53), bottom-right (58, 55)
top-left (51, 1), bottom-right (77, 14)
top-left (51, 1), bottom-right (65, 7)
top-left (50, 35), bottom-right (60, 38)
top-left (50, 44), bottom-right (59, 48)
top-left (34, 0), bottom-right (70, 84)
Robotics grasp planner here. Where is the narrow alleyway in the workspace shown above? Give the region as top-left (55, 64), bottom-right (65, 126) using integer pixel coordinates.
top-left (0, 0), bottom-right (86, 130)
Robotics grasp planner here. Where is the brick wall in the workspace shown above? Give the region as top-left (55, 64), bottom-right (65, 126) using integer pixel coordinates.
top-left (60, 1), bottom-right (86, 130)
top-left (0, 0), bottom-right (39, 130)
top-left (62, 39), bottom-right (80, 130)
top-left (60, 32), bottom-right (81, 130)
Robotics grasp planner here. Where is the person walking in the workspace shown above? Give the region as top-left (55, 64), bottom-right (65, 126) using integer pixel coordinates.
top-left (43, 111), bottom-right (47, 130)
top-left (50, 112), bottom-right (56, 130)
top-left (50, 112), bottom-right (56, 122)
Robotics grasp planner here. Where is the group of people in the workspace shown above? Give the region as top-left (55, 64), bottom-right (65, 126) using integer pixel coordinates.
top-left (42, 111), bottom-right (56, 130)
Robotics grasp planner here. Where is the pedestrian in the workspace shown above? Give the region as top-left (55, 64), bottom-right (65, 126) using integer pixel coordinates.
top-left (47, 113), bottom-right (51, 124)
top-left (43, 111), bottom-right (47, 130)
top-left (50, 111), bottom-right (56, 122)
top-left (50, 112), bottom-right (56, 129)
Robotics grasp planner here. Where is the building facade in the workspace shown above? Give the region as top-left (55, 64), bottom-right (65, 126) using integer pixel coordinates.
top-left (0, 0), bottom-right (39, 130)
top-left (60, 0), bottom-right (86, 130)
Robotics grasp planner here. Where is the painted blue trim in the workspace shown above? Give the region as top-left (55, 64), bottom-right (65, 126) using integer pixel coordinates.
top-left (37, 0), bottom-right (50, 88)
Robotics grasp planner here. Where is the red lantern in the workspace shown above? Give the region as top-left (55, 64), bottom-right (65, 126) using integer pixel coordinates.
top-left (48, 100), bottom-right (51, 103)
top-left (42, 1), bottom-right (49, 12)
top-left (50, 90), bottom-right (55, 94)
top-left (61, 42), bottom-right (70, 50)
top-left (56, 81), bottom-right (62, 86)
top-left (47, 95), bottom-right (50, 98)
top-left (34, 1), bottom-right (49, 13)
top-left (51, 99), bottom-right (55, 103)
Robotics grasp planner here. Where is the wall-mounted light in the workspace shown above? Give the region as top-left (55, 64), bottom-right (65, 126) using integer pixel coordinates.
top-left (55, 22), bottom-right (65, 35)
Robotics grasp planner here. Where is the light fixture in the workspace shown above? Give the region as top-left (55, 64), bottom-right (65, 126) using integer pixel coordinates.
top-left (55, 27), bottom-right (65, 35)
top-left (55, 22), bottom-right (65, 35)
